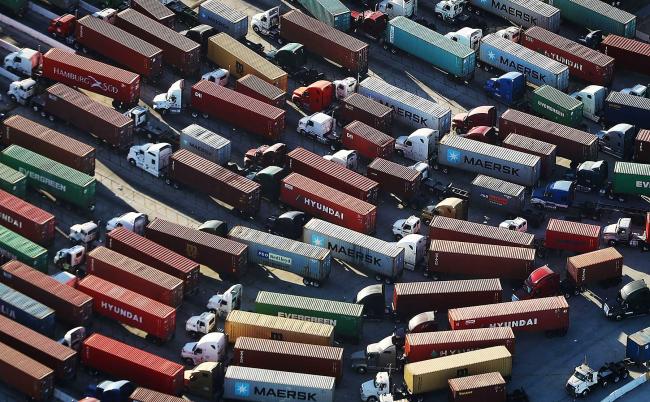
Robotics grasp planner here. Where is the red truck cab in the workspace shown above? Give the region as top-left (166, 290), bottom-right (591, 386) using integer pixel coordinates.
top-left (292, 80), bottom-right (334, 112)
top-left (512, 265), bottom-right (561, 301)
top-left (48, 14), bottom-right (76, 39)
top-left (452, 105), bottom-right (497, 134)
top-left (244, 142), bottom-right (287, 169)
top-left (351, 10), bottom-right (388, 40)
top-left (463, 126), bottom-right (498, 144)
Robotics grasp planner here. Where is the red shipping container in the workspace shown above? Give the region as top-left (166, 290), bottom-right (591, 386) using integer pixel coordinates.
top-left (41, 48), bottom-right (140, 105)
top-left (191, 80), bottom-right (286, 141)
top-left (634, 129), bottom-right (650, 163)
top-left (337, 93), bottom-right (393, 133)
top-left (77, 275), bottom-right (176, 342)
top-left (566, 247), bottom-right (623, 287)
top-left (545, 218), bottom-right (601, 253)
top-left (130, 387), bottom-right (187, 402)
top-left (367, 158), bottom-right (421, 201)
top-left (429, 216), bottom-right (534, 248)
top-left (522, 27), bottom-right (614, 86)
top-left (86, 247), bottom-right (183, 307)
top-left (235, 74), bottom-right (286, 109)
top-left (106, 227), bottom-right (200, 296)
top-left (81, 334), bottom-right (183, 395)
top-left (502, 133), bottom-right (557, 179)
top-left (392, 279), bottom-right (503, 320)
top-left (0, 341), bottom-right (54, 401)
top-left (448, 372), bottom-right (507, 402)
top-left (0, 189), bottom-right (55, 245)
top-left (145, 218), bottom-right (247, 278)
top-left (280, 173), bottom-right (377, 234)
top-left (405, 328), bottom-right (515, 363)
top-left (287, 147), bottom-right (379, 202)
top-left (342, 121), bottom-right (395, 160)
top-left (448, 296), bottom-right (570, 334)
top-left (600, 35), bottom-right (650, 75)
top-left (1, 261), bottom-right (93, 327)
top-left (131, 0), bottom-right (175, 28)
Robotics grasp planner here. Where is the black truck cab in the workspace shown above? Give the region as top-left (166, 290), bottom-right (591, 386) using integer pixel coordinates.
top-left (603, 280), bottom-right (650, 320)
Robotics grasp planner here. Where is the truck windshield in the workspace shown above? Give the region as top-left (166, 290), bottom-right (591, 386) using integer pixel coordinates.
top-left (573, 372), bottom-right (587, 381)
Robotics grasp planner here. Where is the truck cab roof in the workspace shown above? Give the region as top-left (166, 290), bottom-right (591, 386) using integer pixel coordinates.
top-left (526, 265), bottom-right (556, 286)
top-left (620, 280), bottom-right (649, 301)
top-left (368, 336), bottom-right (394, 354)
top-left (550, 180), bottom-right (573, 193)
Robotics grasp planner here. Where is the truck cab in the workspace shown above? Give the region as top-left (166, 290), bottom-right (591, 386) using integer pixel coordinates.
top-left (334, 77), bottom-right (357, 100)
top-left (48, 14), bottom-right (76, 40)
top-left (420, 197), bottom-right (468, 224)
top-left (376, 0), bottom-right (416, 19)
top-left (127, 143), bottom-right (173, 177)
top-left (577, 30), bottom-right (603, 49)
top-left (7, 78), bottom-right (37, 105)
top-left (445, 27), bottom-right (482, 50)
top-left (462, 126), bottom-right (498, 144)
top-left (571, 85), bottom-right (606, 122)
top-left (202, 69), bottom-right (229, 86)
top-left (603, 217), bottom-right (650, 251)
top-left (351, 11), bottom-right (389, 40)
top-left (207, 284), bottom-right (242, 319)
top-left (244, 143), bottom-right (287, 169)
top-left (355, 284), bottom-right (388, 319)
top-left (198, 220), bottom-right (228, 237)
top-left (603, 280), bottom-right (650, 320)
top-left (54, 245), bottom-right (86, 273)
top-left (182, 332), bottom-right (227, 366)
top-left (434, 0), bottom-right (464, 21)
top-left (185, 362), bottom-right (224, 399)
top-left (69, 222), bottom-right (99, 246)
top-left (574, 160), bottom-right (608, 192)
top-left (85, 380), bottom-right (135, 402)
top-left (452, 105), bottom-right (496, 134)
top-left (494, 26), bottom-right (521, 42)
top-left (324, 149), bottom-right (358, 170)
top-left (267, 43), bottom-right (306, 73)
top-left (248, 166), bottom-right (288, 200)
top-left (297, 113), bottom-right (337, 144)
top-left (566, 362), bottom-right (628, 398)
top-left (395, 128), bottom-right (438, 161)
top-left (530, 180), bottom-right (575, 209)
top-left (485, 72), bottom-right (525, 106)
top-left (183, 25), bottom-right (218, 54)
top-left (512, 265), bottom-right (561, 301)
top-left (361, 372), bottom-right (392, 401)
top-left (292, 80), bottom-right (334, 112)
top-left (396, 234), bottom-right (426, 271)
top-left (621, 84), bottom-right (647, 97)
top-left (596, 123), bottom-right (636, 160)
top-left (351, 336), bottom-right (398, 374)
top-left (500, 217), bottom-right (527, 232)
top-left (251, 7), bottom-right (280, 37)
top-left (153, 79), bottom-right (183, 115)
top-left (392, 216), bottom-right (421, 240)
top-left (266, 211), bottom-right (310, 239)
top-left (3, 48), bottom-right (41, 77)
top-left (105, 212), bottom-right (148, 234)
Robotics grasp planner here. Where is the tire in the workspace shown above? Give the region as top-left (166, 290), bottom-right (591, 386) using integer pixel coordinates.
top-left (299, 129), bottom-right (307, 136)
top-left (367, 397), bottom-right (378, 402)
top-left (601, 381), bottom-right (608, 388)
top-left (253, 26), bottom-right (260, 34)
top-left (356, 367), bottom-right (367, 374)
top-left (608, 240), bottom-right (616, 246)
top-left (615, 314), bottom-right (623, 321)
top-left (622, 371), bottom-right (628, 379)
top-left (9, 95), bottom-right (16, 103)
top-left (128, 159), bottom-right (136, 166)
top-left (581, 389), bottom-right (589, 397)
top-left (184, 358), bottom-right (194, 366)
top-left (395, 234), bottom-right (402, 241)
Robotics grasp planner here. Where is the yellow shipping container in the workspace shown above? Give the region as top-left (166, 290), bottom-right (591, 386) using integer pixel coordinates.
top-left (224, 310), bottom-right (334, 346)
top-left (404, 346), bottom-right (512, 394)
top-left (207, 33), bottom-right (288, 91)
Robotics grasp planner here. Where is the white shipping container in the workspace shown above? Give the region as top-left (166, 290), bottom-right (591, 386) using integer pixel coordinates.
top-left (469, 0), bottom-right (560, 32)
top-left (180, 124), bottom-right (231, 165)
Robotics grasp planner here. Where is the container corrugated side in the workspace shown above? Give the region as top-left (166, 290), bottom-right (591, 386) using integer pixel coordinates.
top-left (566, 247), bottom-right (623, 286)
top-left (0, 224), bottom-right (48, 272)
top-left (613, 162), bottom-right (650, 196)
top-left (469, 0), bottom-right (560, 31)
top-left (405, 327), bottom-right (515, 361)
top-left (635, 130), bottom-right (650, 163)
top-left (600, 35), bottom-right (650, 74)
top-left (0, 162), bottom-right (26, 197)
top-left (180, 124), bottom-right (231, 165)
top-left (131, 0), bottom-right (175, 27)
top-left (551, 0), bottom-right (636, 38)
top-left (470, 175), bottom-right (526, 213)
top-left (129, 387), bottom-right (187, 402)
top-left (342, 121), bottom-right (395, 159)
top-left (429, 216), bottom-right (534, 248)
top-left (0, 282), bottom-right (55, 336)
top-left (605, 91), bottom-right (650, 129)
top-left (0, 189), bottom-right (55, 245)
top-left (235, 74), bottom-right (286, 108)
top-left (448, 372), bottom-right (507, 401)
top-left (0, 340), bottom-right (54, 401)
top-left (545, 218), bottom-right (601, 252)
top-left (502, 133), bottom-right (557, 178)
top-left (199, 0), bottom-right (248, 39)
top-left (531, 85), bottom-right (583, 127)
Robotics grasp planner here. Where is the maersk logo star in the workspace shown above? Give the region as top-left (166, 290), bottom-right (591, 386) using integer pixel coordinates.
top-left (312, 235), bottom-right (325, 247)
top-left (235, 382), bottom-right (250, 396)
top-left (488, 51), bottom-right (495, 60)
top-left (447, 149), bottom-right (461, 163)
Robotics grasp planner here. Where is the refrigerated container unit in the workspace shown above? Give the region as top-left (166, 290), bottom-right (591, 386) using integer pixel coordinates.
top-left (550, 0), bottom-right (636, 38)
top-left (479, 34), bottom-right (569, 90)
top-left (522, 26), bottom-right (614, 85)
top-left (1, 261), bottom-right (92, 327)
top-left (297, 0), bottom-right (350, 31)
top-left (600, 35), bottom-right (650, 75)
top-left (254, 291), bottom-right (362, 341)
top-left (280, 10), bottom-right (368, 74)
top-left (2, 115), bottom-right (96, 175)
top-left (566, 247), bottom-right (623, 288)
top-left (612, 162), bottom-right (650, 197)
top-left (634, 130), bottom-right (650, 163)
top-left (342, 121), bottom-right (395, 160)
top-left (469, 0), bottom-right (559, 31)
top-left (367, 158), bottom-right (421, 201)
top-left (0, 341), bottom-right (54, 401)
top-left (0, 162), bottom-right (26, 198)
top-left (530, 85), bottom-right (584, 127)
top-left (0, 189), bottom-right (55, 246)
top-left (180, 124), bottom-right (231, 166)
top-left (131, 0), bottom-right (175, 28)
top-left (235, 74), bottom-right (286, 109)
top-left (385, 17), bottom-right (475, 80)
top-left (302, 218), bottom-right (404, 280)
top-left (470, 175), bottom-right (526, 214)
top-left (129, 388), bottom-right (187, 402)
top-left (0, 282), bottom-right (54, 336)
top-left (0, 145), bottom-right (96, 211)
top-left (337, 93), bottom-right (393, 133)
top-left (502, 134), bottom-right (557, 179)
top-left (448, 372), bottom-right (507, 402)
top-left (199, 0), bottom-right (248, 39)
top-left (437, 135), bottom-right (541, 186)
top-left (0, 225), bottom-right (47, 272)
top-left (545, 218), bottom-right (601, 253)
top-left (626, 328), bottom-right (650, 365)
top-left (604, 91), bottom-right (650, 130)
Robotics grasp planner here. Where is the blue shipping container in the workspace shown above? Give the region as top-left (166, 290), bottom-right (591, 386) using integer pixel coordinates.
top-left (604, 92), bottom-right (650, 130)
top-left (626, 327), bottom-right (650, 364)
top-left (0, 282), bottom-right (55, 336)
top-left (199, 0), bottom-right (249, 40)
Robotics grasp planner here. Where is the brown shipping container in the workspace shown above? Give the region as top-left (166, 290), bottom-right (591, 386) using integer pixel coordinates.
top-left (0, 314), bottom-right (76, 381)
top-left (115, 9), bottom-right (199, 76)
top-left (429, 216), bottom-right (534, 248)
top-left (0, 341), bottom-right (54, 401)
top-left (87, 247), bottom-right (183, 307)
top-left (545, 218), bottom-right (601, 253)
top-left (106, 227), bottom-right (200, 296)
top-left (233, 336), bottom-right (343, 381)
top-left (367, 158), bottom-right (421, 201)
top-left (2, 115), bottom-right (96, 175)
top-left (566, 247), bottom-right (623, 287)
top-left (427, 240), bottom-right (535, 279)
top-left (287, 147), bottom-right (379, 202)
top-left (0, 260), bottom-right (93, 327)
top-left (502, 133), bottom-right (557, 179)
top-left (448, 372), bottom-right (507, 402)
top-left (405, 328), bottom-right (515, 363)
top-left (0, 189), bottom-right (55, 245)
top-left (280, 10), bottom-right (368, 74)
top-left (43, 84), bottom-right (133, 149)
top-left (74, 16), bottom-right (162, 79)
top-left (634, 129), bottom-right (650, 163)
top-left (145, 218), bottom-right (248, 278)
top-left (342, 121), bottom-right (395, 160)
top-left (600, 35), bottom-right (650, 75)
top-left (498, 109), bottom-right (597, 162)
top-left (448, 296), bottom-right (570, 333)
top-left (130, 387), bottom-right (187, 402)
top-left (170, 149), bottom-right (261, 216)
top-left (225, 310), bottom-right (334, 346)
top-left (191, 80), bottom-right (286, 141)
top-left (131, 0), bottom-right (175, 28)
top-left (338, 93), bottom-right (393, 133)
top-left (235, 74), bottom-right (286, 109)
top-left (392, 279), bottom-right (503, 320)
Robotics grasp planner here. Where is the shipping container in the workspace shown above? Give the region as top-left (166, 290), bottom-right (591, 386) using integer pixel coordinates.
top-left (626, 327), bottom-right (650, 364)
top-left (191, 80), bottom-right (286, 140)
top-left (429, 216), bottom-right (534, 248)
top-left (42, 84), bottom-right (133, 150)
top-left (545, 218), bottom-right (600, 253)
top-left (233, 337), bottom-right (343, 381)
top-left (235, 74), bottom-right (286, 109)
top-left (600, 35), bottom-right (650, 74)
top-left (634, 130), bottom-right (650, 163)
top-left (0, 162), bottom-right (26, 198)
top-left (0, 341), bottom-right (54, 401)
top-left (199, 0), bottom-right (248, 39)
top-left (302, 219), bottom-right (403, 279)
top-left (81, 334), bottom-right (183, 395)
top-left (1, 260), bottom-right (92, 327)
top-left (531, 85), bottom-right (584, 127)
top-left (498, 109), bottom-right (598, 162)
top-left (612, 162), bottom-right (650, 197)
top-left (254, 291), bottom-right (362, 341)
top-left (297, 0), bottom-right (350, 31)
top-left (0, 282), bottom-right (54, 336)
top-left (207, 34), bottom-right (287, 91)
top-left (550, 0), bottom-right (636, 38)
top-left (342, 121), bottom-right (395, 160)
top-left (0, 0), bottom-right (27, 15)
top-left (228, 226), bottom-right (331, 285)
top-left (448, 372), bottom-right (507, 402)
top-left (170, 149), bottom-right (260, 216)
top-left (0, 189), bottom-right (55, 245)
top-left (41, 48), bottom-right (140, 105)
top-left (225, 310), bottom-right (334, 346)
top-left (338, 93), bottom-right (393, 133)
top-left (115, 9), bottom-right (200, 76)
top-left (287, 147), bottom-right (379, 202)
top-left (106, 227), bottom-right (200, 296)
top-left (131, 0), bottom-right (175, 28)
top-left (129, 388), bottom-right (187, 402)
top-left (404, 346), bottom-right (512, 394)
top-left (180, 124), bottom-right (231, 166)
top-left (522, 26), bottom-right (614, 85)
top-left (280, 174), bottom-right (377, 234)
top-left (604, 91), bottom-right (650, 130)
top-left (0, 225), bottom-right (48, 272)
top-left (502, 134), bottom-right (556, 179)
top-left (448, 296), bottom-right (570, 334)
top-left (280, 10), bottom-right (368, 74)
top-left (479, 34), bottom-right (569, 90)
top-left (392, 279), bottom-right (503, 320)
top-left (74, 16), bottom-right (163, 79)
top-left (145, 218), bottom-right (247, 278)
top-left (469, 0), bottom-right (559, 31)
top-left (2, 115), bottom-right (96, 175)
top-left (367, 158), bottom-right (421, 201)
top-left (566, 247), bottom-right (623, 287)
top-left (224, 366), bottom-right (335, 402)
top-left (77, 275), bottom-right (176, 342)
top-left (0, 145), bottom-right (96, 211)
top-left (470, 175), bottom-right (526, 213)
top-left (385, 17), bottom-right (475, 80)
top-left (405, 328), bottom-right (515, 363)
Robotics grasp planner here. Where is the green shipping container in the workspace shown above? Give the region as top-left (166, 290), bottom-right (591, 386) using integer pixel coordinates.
top-left (0, 0), bottom-right (28, 15)
top-left (0, 162), bottom-right (27, 198)
top-left (613, 162), bottom-right (650, 196)
top-left (549, 0), bottom-right (636, 38)
top-left (0, 145), bottom-right (96, 211)
top-left (531, 85), bottom-right (584, 127)
top-left (255, 291), bottom-right (364, 341)
top-left (0, 225), bottom-right (48, 272)
top-left (297, 0), bottom-right (350, 31)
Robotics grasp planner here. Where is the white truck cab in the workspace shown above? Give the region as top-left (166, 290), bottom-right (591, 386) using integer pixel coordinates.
top-left (7, 78), bottom-right (37, 105)
top-left (323, 150), bottom-right (358, 170)
top-left (186, 312), bottom-right (217, 338)
top-left (53, 245), bottom-right (86, 272)
top-left (92, 8), bottom-right (117, 22)
top-left (434, 0), bottom-right (464, 21)
top-left (621, 84), bottom-right (647, 97)
top-left (202, 69), bottom-right (229, 86)
top-left (251, 7), bottom-right (280, 36)
top-left (127, 143), bottom-right (173, 177)
top-left (106, 212), bottom-right (148, 234)
top-left (361, 372), bottom-right (391, 402)
top-left (153, 79), bottom-right (183, 115)
top-left (392, 216), bottom-right (421, 240)
top-left (396, 128), bottom-right (438, 161)
top-left (59, 327), bottom-right (86, 351)
top-left (376, 0), bottom-right (416, 19)
top-left (396, 234), bottom-right (426, 271)
top-left (571, 85), bottom-right (607, 122)
top-left (333, 77), bottom-right (357, 100)
top-left (69, 222), bottom-right (99, 245)
top-left (3, 48), bottom-right (41, 76)
top-left (494, 26), bottom-right (521, 42)
top-left (445, 28), bottom-right (482, 50)
top-left (207, 284), bottom-right (242, 319)
top-left (181, 332), bottom-right (227, 366)
top-left (499, 217), bottom-right (528, 232)
top-left (297, 113), bottom-right (337, 144)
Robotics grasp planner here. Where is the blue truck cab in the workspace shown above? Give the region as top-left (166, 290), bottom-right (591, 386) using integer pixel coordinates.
top-left (85, 380), bottom-right (135, 402)
top-left (530, 180), bottom-right (576, 209)
top-left (484, 72), bottom-right (525, 106)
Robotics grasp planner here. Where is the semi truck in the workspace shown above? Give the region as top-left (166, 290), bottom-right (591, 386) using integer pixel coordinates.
top-left (565, 360), bottom-right (629, 398)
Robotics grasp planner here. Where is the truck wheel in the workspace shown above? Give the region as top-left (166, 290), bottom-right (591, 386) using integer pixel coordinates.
top-left (128, 159), bottom-right (136, 166)
top-left (299, 129), bottom-right (306, 136)
top-left (356, 367), bottom-right (367, 374)
top-left (367, 397), bottom-right (378, 402)
top-left (184, 358), bottom-right (194, 366)
top-left (253, 26), bottom-right (260, 34)
top-left (9, 95), bottom-right (16, 103)
top-left (608, 240), bottom-right (616, 246)
top-left (581, 389), bottom-right (589, 397)
top-left (602, 380), bottom-right (608, 387)
top-left (622, 371), bottom-right (628, 379)
top-left (615, 314), bottom-right (623, 321)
